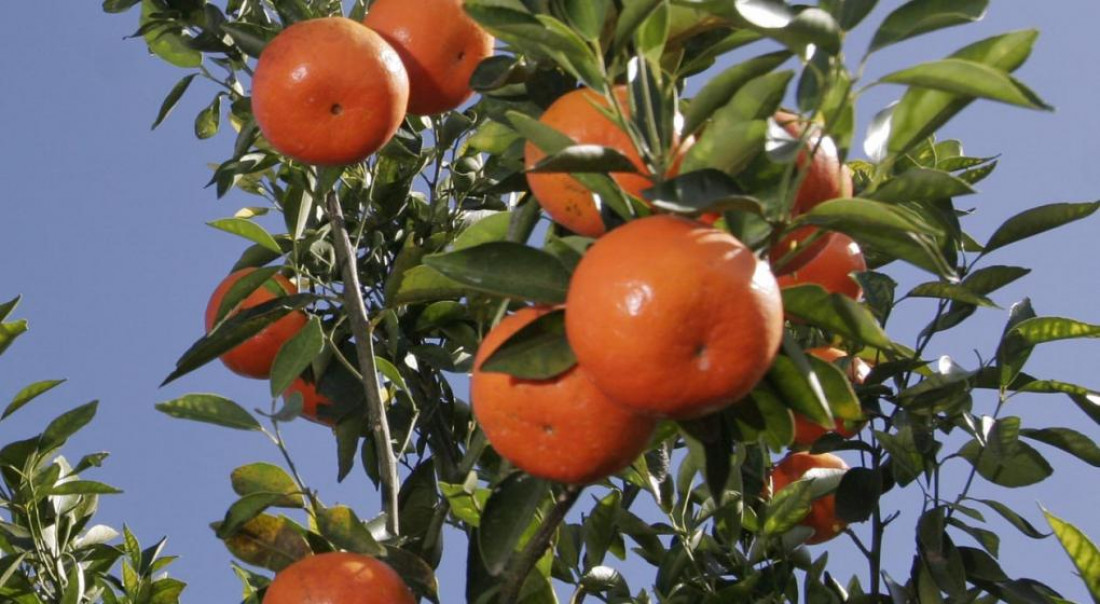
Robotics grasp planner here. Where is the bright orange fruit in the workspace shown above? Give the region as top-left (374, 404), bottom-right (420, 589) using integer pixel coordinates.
top-left (263, 552), bottom-right (415, 604)
top-left (773, 110), bottom-right (853, 215)
top-left (769, 452), bottom-right (849, 544)
top-left (776, 230), bottom-right (867, 301)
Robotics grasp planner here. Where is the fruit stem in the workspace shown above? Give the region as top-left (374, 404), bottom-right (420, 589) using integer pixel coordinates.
top-left (325, 191), bottom-right (402, 537)
top-left (498, 484), bottom-right (583, 603)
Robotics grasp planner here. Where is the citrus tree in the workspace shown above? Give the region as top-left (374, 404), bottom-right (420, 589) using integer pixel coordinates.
top-left (0, 297), bottom-right (184, 603)
top-left (104, 0), bottom-right (1100, 602)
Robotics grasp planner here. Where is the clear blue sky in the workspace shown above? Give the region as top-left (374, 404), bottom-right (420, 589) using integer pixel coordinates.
top-left (1, 2), bottom-right (1097, 602)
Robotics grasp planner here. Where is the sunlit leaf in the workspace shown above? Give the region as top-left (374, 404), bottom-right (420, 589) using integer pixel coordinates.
top-left (156, 394), bottom-right (262, 432)
top-left (1043, 509), bottom-right (1100, 601)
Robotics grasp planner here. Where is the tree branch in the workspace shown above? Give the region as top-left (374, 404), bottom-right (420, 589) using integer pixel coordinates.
top-left (325, 191), bottom-right (401, 537)
top-left (498, 484), bottom-right (582, 603)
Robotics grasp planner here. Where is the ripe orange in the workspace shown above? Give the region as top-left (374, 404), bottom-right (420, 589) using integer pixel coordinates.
top-left (769, 452), bottom-right (849, 544)
top-left (776, 230), bottom-right (866, 301)
top-left (205, 268), bottom-right (307, 379)
top-left (263, 551), bottom-right (415, 604)
top-left (283, 377), bottom-right (335, 426)
top-left (364, 0), bottom-right (494, 115)
top-left (471, 307), bottom-right (656, 484)
top-left (525, 86), bottom-right (688, 238)
top-left (773, 111), bottom-right (853, 215)
top-left (251, 17), bottom-right (409, 166)
top-left (565, 215), bottom-right (784, 420)
top-left (769, 226), bottom-right (834, 274)
top-left (791, 347), bottom-right (871, 447)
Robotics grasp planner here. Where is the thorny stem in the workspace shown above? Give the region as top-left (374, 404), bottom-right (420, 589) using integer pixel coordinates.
top-left (498, 485), bottom-right (583, 604)
top-left (325, 191), bottom-right (401, 537)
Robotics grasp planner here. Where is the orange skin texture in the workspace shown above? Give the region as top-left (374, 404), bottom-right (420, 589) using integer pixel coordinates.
top-left (525, 86), bottom-right (687, 237)
top-left (774, 111), bottom-right (853, 215)
top-left (205, 268), bottom-right (307, 379)
top-left (565, 215), bottom-right (784, 420)
top-left (251, 17), bottom-right (409, 166)
top-left (364, 0), bottom-right (494, 115)
top-left (770, 452), bottom-right (849, 544)
top-left (769, 226), bottom-right (835, 275)
top-left (790, 347), bottom-right (871, 446)
top-left (284, 377), bottom-right (335, 426)
top-left (471, 307), bottom-right (656, 484)
top-left (777, 231), bottom-right (867, 301)
top-left (263, 552), bottom-right (416, 604)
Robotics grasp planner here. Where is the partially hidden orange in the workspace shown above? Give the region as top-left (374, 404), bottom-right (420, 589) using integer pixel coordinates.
top-left (776, 230), bottom-right (867, 301)
top-left (773, 110), bottom-right (852, 215)
top-left (791, 347), bottom-right (871, 447)
top-left (471, 307), bottom-right (656, 484)
top-left (263, 552), bottom-right (415, 604)
top-left (205, 268), bottom-right (307, 379)
top-left (283, 377), bottom-right (335, 426)
top-left (565, 215), bottom-right (784, 420)
top-left (251, 17), bottom-right (409, 166)
top-left (769, 452), bottom-right (849, 544)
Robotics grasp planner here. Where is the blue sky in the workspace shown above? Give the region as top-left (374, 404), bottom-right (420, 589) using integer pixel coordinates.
top-left (1, 1), bottom-right (1098, 602)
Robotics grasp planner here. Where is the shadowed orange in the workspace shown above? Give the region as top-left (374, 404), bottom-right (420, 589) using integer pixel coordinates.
top-left (263, 552), bottom-right (416, 604)
top-left (770, 452), bottom-right (850, 544)
top-left (777, 231), bottom-right (867, 301)
top-left (791, 347), bottom-right (872, 446)
top-left (283, 377), bottom-right (335, 426)
top-left (773, 110), bottom-right (853, 214)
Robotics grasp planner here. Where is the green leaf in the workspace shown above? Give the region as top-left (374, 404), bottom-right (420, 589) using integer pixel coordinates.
top-left (682, 119), bottom-right (767, 177)
top-left (983, 201), bottom-right (1100, 255)
top-left (231, 462), bottom-right (303, 508)
top-left (454, 212), bottom-right (512, 251)
top-left (907, 282), bottom-right (995, 307)
top-left (480, 308), bottom-right (576, 380)
top-left (764, 480), bottom-right (813, 536)
top-left (867, 0), bottom-right (988, 53)
top-left (219, 23), bottom-right (271, 59)
top-left (1020, 427), bottom-right (1100, 468)
top-left (971, 498), bottom-right (1048, 539)
top-left (1043, 509), bottom-right (1100, 602)
top-left (219, 514), bottom-right (310, 572)
top-left (683, 50), bottom-right (793, 136)
top-left (959, 435), bottom-right (1052, 488)
top-left (194, 94), bottom-right (223, 139)
top-left (374, 356), bottom-right (409, 392)
top-left (163, 293), bottom-right (313, 385)
top-left (780, 285), bottom-right (897, 353)
top-left (152, 74), bottom-right (197, 129)
top-left (217, 493), bottom-right (302, 542)
top-left (644, 169), bottom-right (764, 216)
top-left (888, 30), bottom-right (1039, 154)
top-left (207, 218), bottom-right (282, 253)
top-left (315, 505), bottom-right (385, 556)
top-left (41, 401), bottom-right (99, 451)
top-left (583, 490), bottom-right (621, 568)
top-left (478, 473), bottom-right (549, 575)
top-left (4, 379), bottom-right (65, 420)
top-left (833, 0), bottom-right (877, 30)
top-left (391, 265), bottom-right (468, 306)
top-left (876, 427), bottom-right (924, 486)
top-left (141, 0), bottom-right (202, 68)
top-left (0, 320), bottom-right (28, 356)
top-left (103, 0), bottom-right (141, 12)
top-left (528, 144), bottom-right (639, 174)
top-left (156, 394), bottom-right (262, 431)
top-left (269, 317), bottom-right (324, 399)
top-left (424, 242), bottom-right (570, 304)
top-left (880, 59), bottom-right (1051, 110)
top-left (869, 168), bottom-right (975, 203)
top-left (0, 295), bottom-right (19, 323)
top-left (43, 480), bottom-right (122, 496)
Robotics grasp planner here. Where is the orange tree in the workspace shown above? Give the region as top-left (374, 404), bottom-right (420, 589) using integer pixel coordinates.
top-left (104, 0), bottom-right (1100, 602)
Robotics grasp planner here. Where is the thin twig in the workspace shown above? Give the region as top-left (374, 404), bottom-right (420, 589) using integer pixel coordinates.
top-left (498, 484), bottom-right (583, 604)
top-left (325, 191), bottom-right (401, 537)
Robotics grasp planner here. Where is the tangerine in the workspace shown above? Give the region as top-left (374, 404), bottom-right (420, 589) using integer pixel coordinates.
top-left (364, 0), bottom-right (494, 115)
top-left (776, 230), bottom-right (866, 301)
top-left (565, 215), bottom-right (784, 420)
top-left (791, 347), bottom-right (871, 447)
top-left (204, 268), bottom-right (307, 379)
top-left (263, 551), bottom-right (415, 604)
top-left (471, 307), bottom-right (656, 484)
top-left (284, 377), bottom-right (335, 426)
top-left (769, 452), bottom-right (849, 544)
top-left (773, 111), bottom-right (852, 215)
top-left (525, 86), bottom-right (688, 237)
top-left (251, 17), bottom-right (409, 166)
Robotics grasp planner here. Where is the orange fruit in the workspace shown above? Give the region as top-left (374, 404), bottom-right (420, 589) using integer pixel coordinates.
top-left (773, 111), bottom-right (852, 215)
top-left (251, 17), bottom-right (409, 166)
top-left (565, 215), bottom-right (784, 420)
top-left (364, 0), bottom-right (494, 115)
top-left (769, 452), bottom-right (849, 544)
top-left (776, 230), bottom-right (866, 301)
top-left (471, 307), bottom-right (656, 484)
top-left (525, 86), bottom-right (688, 238)
top-left (769, 226), bottom-right (835, 274)
top-left (205, 268), bottom-right (307, 379)
top-left (283, 377), bottom-right (335, 426)
top-left (791, 347), bottom-right (871, 447)
top-left (263, 551), bottom-right (415, 604)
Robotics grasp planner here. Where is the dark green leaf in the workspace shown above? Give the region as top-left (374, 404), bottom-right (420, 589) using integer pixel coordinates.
top-left (231, 462), bottom-right (303, 508)
top-left (644, 169), bottom-right (764, 216)
top-left (103, 0), bottom-right (141, 12)
top-left (478, 473), bottom-right (549, 575)
top-left (152, 73), bottom-right (197, 129)
top-left (315, 505), bottom-right (385, 556)
top-left (907, 282), bottom-right (995, 307)
top-left (0, 320), bottom-right (28, 356)
top-left (683, 51), bottom-right (792, 136)
top-left (43, 480), bottom-right (122, 496)
top-left (1044, 509), bottom-right (1100, 602)
top-left (868, 0), bottom-right (988, 53)
top-left (141, 0), bottom-right (202, 68)
top-left (156, 394), bottom-right (262, 431)
top-left (219, 23), bottom-right (271, 59)
top-left (217, 493), bottom-right (291, 540)
top-left (959, 437), bottom-right (1052, 488)
top-left (1020, 427), bottom-right (1100, 468)
top-left (971, 498), bottom-right (1048, 538)
top-left (869, 168), bottom-right (975, 203)
top-left (207, 218), bottom-right (282, 253)
top-left (880, 59), bottom-right (1051, 110)
top-left (454, 212), bottom-right (512, 251)
top-left (835, 0), bottom-right (877, 30)
top-left (764, 479), bottom-right (813, 536)
top-left (0, 295), bottom-right (19, 323)
top-left (835, 467), bottom-right (881, 523)
top-left (424, 242), bottom-right (570, 304)
top-left (391, 265), bottom-right (468, 306)
top-left (780, 285), bottom-right (897, 353)
top-left (269, 317), bottom-right (324, 398)
top-left (876, 428), bottom-right (924, 486)
top-left (947, 518), bottom-right (1000, 557)
top-left (41, 401), bottom-right (99, 451)
top-left (682, 119), bottom-right (767, 177)
top-left (528, 144), bottom-right (639, 174)
top-left (480, 308), bottom-right (576, 379)
top-left (583, 490), bottom-right (621, 568)
top-left (195, 94), bottom-right (222, 139)
top-left (983, 201), bottom-right (1100, 255)
top-left (4, 379), bottom-right (65, 420)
